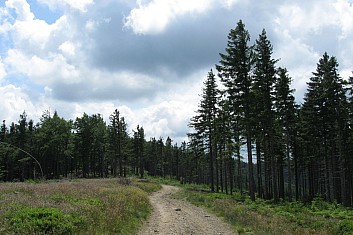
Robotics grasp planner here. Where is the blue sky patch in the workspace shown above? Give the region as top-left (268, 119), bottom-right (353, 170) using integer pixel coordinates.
top-left (27, 0), bottom-right (61, 24)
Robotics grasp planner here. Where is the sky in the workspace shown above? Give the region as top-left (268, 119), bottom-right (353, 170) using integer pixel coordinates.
top-left (0, 0), bottom-right (353, 144)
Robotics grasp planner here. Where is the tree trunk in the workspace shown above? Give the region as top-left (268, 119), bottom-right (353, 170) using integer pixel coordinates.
top-left (256, 140), bottom-right (263, 198)
top-left (209, 134), bottom-right (215, 192)
top-left (286, 131), bottom-right (292, 201)
top-left (247, 128), bottom-right (255, 201)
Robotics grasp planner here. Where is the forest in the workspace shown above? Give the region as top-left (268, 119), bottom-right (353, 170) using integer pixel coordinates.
top-left (1, 20), bottom-right (353, 208)
top-left (0, 109), bottom-right (186, 182)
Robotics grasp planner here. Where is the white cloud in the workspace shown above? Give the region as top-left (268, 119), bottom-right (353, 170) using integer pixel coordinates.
top-left (124, 0), bottom-right (212, 34)
top-left (334, 0), bottom-right (353, 39)
top-left (5, 49), bottom-right (80, 85)
top-left (4, 43), bottom-right (164, 101)
top-left (273, 26), bottom-right (320, 101)
top-left (5, 0), bottom-right (34, 21)
top-left (147, 118), bottom-right (173, 137)
top-left (276, 1), bottom-right (353, 40)
top-left (274, 28), bottom-right (320, 66)
top-left (37, 0), bottom-right (94, 12)
top-left (220, 0), bottom-right (242, 9)
top-left (0, 8), bottom-right (12, 35)
top-left (4, 0), bottom-right (70, 54)
top-left (341, 69), bottom-right (353, 81)
top-left (59, 41), bottom-right (78, 56)
top-left (276, 3), bottom-right (335, 37)
top-left (273, 0), bottom-right (353, 101)
top-left (64, 0), bottom-right (94, 12)
top-left (0, 59), bottom-right (7, 81)
top-left (123, 0), bottom-right (249, 34)
top-left (131, 70), bottom-right (204, 142)
top-left (72, 101), bottom-right (115, 120)
top-left (0, 84), bottom-right (39, 122)
top-left (85, 20), bottom-right (95, 31)
top-left (11, 18), bottom-right (52, 50)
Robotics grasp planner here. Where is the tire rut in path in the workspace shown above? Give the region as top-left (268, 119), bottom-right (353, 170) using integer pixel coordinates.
top-left (137, 185), bottom-right (237, 235)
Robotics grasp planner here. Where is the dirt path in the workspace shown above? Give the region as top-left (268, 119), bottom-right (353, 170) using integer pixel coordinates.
top-left (137, 185), bottom-right (237, 235)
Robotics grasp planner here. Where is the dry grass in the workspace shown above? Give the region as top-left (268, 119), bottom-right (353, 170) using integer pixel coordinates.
top-left (174, 187), bottom-right (340, 235)
top-left (0, 178), bottom-right (159, 234)
top-left (212, 198), bottom-right (329, 235)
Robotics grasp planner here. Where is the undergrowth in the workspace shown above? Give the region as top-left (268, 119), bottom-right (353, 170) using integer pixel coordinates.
top-left (7, 206), bottom-right (84, 235)
top-left (0, 178), bottom-right (160, 234)
top-left (164, 180), bottom-right (353, 235)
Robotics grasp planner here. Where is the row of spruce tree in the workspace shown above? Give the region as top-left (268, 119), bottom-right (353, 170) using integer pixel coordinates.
top-left (189, 20), bottom-right (353, 206)
top-left (0, 109), bottom-right (192, 182)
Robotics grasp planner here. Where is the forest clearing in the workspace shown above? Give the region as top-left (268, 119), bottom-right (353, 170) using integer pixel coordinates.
top-left (0, 178), bottom-right (159, 234)
top-left (1, 177), bottom-right (353, 234)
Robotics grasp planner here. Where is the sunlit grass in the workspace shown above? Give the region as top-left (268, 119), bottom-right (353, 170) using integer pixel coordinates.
top-left (169, 183), bottom-right (353, 235)
top-left (0, 178), bottom-right (160, 234)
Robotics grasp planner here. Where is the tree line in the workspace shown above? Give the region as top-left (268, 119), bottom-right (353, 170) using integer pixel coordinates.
top-left (0, 109), bottom-right (189, 182)
top-left (189, 20), bottom-right (353, 207)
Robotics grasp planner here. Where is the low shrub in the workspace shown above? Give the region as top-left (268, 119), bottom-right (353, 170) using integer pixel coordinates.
top-left (175, 186), bottom-right (344, 235)
top-left (133, 180), bottom-right (161, 193)
top-left (7, 207), bottom-right (84, 234)
top-left (0, 178), bottom-right (161, 235)
top-left (332, 219), bottom-right (353, 235)
top-left (50, 195), bottom-right (103, 207)
top-left (311, 197), bottom-right (335, 211)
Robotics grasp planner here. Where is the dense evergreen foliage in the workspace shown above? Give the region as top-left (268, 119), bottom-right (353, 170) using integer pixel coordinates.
top-left (0, 110), bottom-right (185, 182)
top-left (190, 20), bottom-right (353, 206)
top-left (1, 19), bottom-right (353, 208)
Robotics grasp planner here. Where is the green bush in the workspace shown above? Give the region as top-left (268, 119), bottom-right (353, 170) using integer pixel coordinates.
top-left (311, 197), bottom-right (334, 211)
top-left (7, 207), bottom-right (84, 234)
top-left (332, 220), bottom-right (353, 235)
top-left (133, 180), bottom-right (161, 193)
top-left (50, 195), bottom-right (103, 207)
top-left (24, 179), bottom-right (42, 184)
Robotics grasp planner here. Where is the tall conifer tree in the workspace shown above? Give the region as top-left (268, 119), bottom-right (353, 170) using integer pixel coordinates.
top-left (216, 20), bottom-right (256, 200)
top-left (189, 69), bottom-right (219, 192)
top-left (275, 67), bottom-right (297, 201)
top-left (302, 52), bottom-right (348, 202)
top-left (253, 29), bottom-right (278, 200)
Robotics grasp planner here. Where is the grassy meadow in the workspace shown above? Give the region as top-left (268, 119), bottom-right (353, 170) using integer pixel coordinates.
top-left (175, 184), bottom-right (353, 235)
top-left (0, 178), bottom-right (160, 234)
top-left (2, 176), bottom-right (353, 235)
top-left (149, 177), bottom-right (353, 235)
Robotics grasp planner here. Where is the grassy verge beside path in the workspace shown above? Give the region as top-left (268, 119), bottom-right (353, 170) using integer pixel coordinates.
top-left (0, 178), bottom-right (161, 234)
top-left (149, 177), bottom-right (353, 235)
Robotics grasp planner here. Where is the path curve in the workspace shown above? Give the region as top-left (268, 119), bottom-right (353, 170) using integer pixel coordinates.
top-left (137, 185), bottom-right (237, 235)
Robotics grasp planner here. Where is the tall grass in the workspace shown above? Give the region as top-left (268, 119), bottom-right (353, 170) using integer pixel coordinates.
top-left (173, 184), bottom-right (353, 235)
top-left (0, 178), bottom-right (160, 234)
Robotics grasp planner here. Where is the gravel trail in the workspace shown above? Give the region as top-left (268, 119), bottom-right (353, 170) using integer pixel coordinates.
top-left (137, 185), bottom-right (237, 235)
